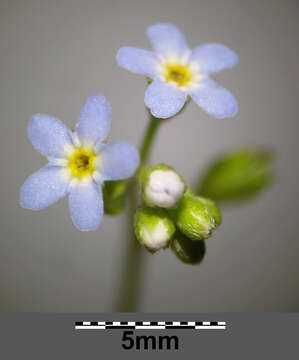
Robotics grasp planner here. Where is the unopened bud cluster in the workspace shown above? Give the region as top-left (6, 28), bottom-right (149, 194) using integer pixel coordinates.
top-left (134, 164), bottom-right (222, 256)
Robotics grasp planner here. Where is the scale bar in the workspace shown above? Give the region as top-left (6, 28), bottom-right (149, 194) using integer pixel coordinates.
top-left (75, 321), bottom-right (226, 330)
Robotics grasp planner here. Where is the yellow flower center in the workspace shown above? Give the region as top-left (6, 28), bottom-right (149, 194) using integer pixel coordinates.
top-left (68, 147), bottom-right (97, 179)
top-left (163, 63), bottom-right (193, 87)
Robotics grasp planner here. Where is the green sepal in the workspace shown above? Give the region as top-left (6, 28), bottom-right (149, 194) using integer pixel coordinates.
top-left (103, 180), bottom-right (127, 216)
top-left (170, 231), bottom-right (206, 265)
top-left (185, 186), bottom-right (194, 196)
top-left (196, 196), bottom-right (222, 227)
top-left (146, 77), bottom-right (153, 85)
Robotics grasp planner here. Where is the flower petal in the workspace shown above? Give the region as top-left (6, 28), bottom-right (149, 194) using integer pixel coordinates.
top-left (20, 165), bottom-right (69, 210)
top-left (76, 94), bottom-right (111, 144)
top-left (69, 182), bottom-right (103, 231)
top-left (28, 114), bottom-right (72, 158)
top-left (190, 78), bottom-right (238, 118)
top-left (100, 142), bottom-right (139, 181)
top-left (145, 80), bottom-right (187, 119)
top-left (117, 47), bottom-right (158, 78)
top-left (191, 43), bottom-right (238, 74)
top-left (147, 24), bottom-right (190, 57)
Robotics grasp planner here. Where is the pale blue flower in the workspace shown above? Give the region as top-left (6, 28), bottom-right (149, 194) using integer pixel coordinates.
top-left (20, 94), bottom-right (139, 231)
top-left (117, 23), bottom-right (238, 119)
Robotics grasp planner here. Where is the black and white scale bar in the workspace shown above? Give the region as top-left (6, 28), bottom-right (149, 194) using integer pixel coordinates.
top-left (75, 321), bottom-right (226, 330)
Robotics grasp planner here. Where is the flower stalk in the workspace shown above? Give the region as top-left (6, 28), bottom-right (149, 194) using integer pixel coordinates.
top-left (114, 111), bottom-right (163, 311)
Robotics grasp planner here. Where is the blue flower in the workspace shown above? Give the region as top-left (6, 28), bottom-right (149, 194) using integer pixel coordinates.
top-left (20, 94), bottom-right (139, 231)
top-left (117, 23), bottom-right (238, 119)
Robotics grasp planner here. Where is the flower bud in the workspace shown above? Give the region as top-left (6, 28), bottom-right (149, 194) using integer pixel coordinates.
top-left (171, 231), bottom-right (206, 265)
top-left (134, 206), bottom-right (176, 253)
top-left (141, 164), bottom-right (186, 208)
top-left (173, 194), bottom-right (221, 241)
top-left (103, 180), bottom-right (127, 215)
top-left (199, 148), bottom-right (274, 203)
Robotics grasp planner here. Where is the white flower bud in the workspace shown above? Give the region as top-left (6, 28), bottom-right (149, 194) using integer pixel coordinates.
top-left (134, 206), bottom-right (175, 252)
top-left (141, 220), bottom-right (171, 251)
top-left (142, 165), bottom-right (186, 208)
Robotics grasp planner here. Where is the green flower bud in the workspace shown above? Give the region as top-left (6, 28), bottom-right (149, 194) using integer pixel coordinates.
top-left (134, 206), bottom-right (176, 253)
top-left (103, 180), bottom-right (127, 216)
top-left (173, 194), bottom-right (221, 241)
top-left (198, 148), bottom-right (274, 203)
top-left (171, 231), bottom-right (206, 265)
top-left (141, 164), bottom-right (186, 209)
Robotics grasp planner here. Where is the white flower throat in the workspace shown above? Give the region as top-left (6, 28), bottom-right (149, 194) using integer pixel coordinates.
top-left (157, 53), bottom-right (203, 91)
top-left (56, 137), bottom-right (102, 185)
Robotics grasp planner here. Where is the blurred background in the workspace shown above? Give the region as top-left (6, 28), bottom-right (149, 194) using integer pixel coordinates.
top-left (0, 0), bottom-right (298, 311)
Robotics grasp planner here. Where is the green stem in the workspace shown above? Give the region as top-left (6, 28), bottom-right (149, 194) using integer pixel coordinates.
top-left (139, 113), bottom-right (163, 171)
top-left (114, 112), bottom-right (162, 311)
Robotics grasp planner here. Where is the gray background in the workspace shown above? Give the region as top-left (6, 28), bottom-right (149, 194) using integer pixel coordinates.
top-left (0, 0), bottom-right (298, 311)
